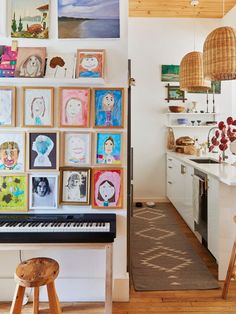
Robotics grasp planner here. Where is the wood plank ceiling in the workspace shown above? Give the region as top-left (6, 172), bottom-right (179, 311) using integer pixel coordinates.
top-left (129, 0), bottom-right (236, 18)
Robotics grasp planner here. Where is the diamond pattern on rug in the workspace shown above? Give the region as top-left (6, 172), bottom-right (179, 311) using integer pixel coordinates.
top-left (136, 226), bottom-right (175, 241)
top-left (134, 209), bottom-right (165, 221)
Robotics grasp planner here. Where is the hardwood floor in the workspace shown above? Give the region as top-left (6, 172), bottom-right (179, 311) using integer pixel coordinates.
top-left (1, 205), bottom-right (236, 313)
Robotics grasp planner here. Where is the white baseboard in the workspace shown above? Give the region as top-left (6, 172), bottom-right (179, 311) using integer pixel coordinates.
top-left (134, 197), bottom-right (170, 203)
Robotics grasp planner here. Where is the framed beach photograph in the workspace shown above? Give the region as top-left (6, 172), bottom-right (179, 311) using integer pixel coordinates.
top-left (27, 131), bottom-right (59, 171)
top-left (29, 174), bottom-right (58, 209)
top-left (63, 132), bottom-right (91, 166)
top-left (45, 53), bottom-right (76, 79)
top-left (76, 49), bottom-right (105, 79)
top-left (0, 175), bottom-right (28, 212)
top-left (0, 87), bottom-right (16, 127)
top-left (58, 0), bottom-right (120, 39)
top-left (59, 87), bottom-right (90, 128)
top-left (22, 86), bottom-right (54, 127)
top-left (15, 47), bottom-right (46, 78)
top-left (0, 132), bottom-right (25, 172)
top-left (10, 0), bottom-right (49, 39)
top-left (94, 88), bottom-right (124, 128)
top-left (92, 168), bottom-right (123, 209)
top-left (60, 167), bottom-right (91, 205)
top-left (95, 132), bottom-right (122, 165)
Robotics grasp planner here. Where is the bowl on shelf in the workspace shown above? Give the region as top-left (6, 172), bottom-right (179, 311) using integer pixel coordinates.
top-left (169, 105), bottom-right (185, 113)
top-left (177, 118), bottom-right (188, 125)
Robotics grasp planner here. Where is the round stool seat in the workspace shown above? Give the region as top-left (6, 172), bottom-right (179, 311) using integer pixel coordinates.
top-left (14, 257), bottom-right (59, 288)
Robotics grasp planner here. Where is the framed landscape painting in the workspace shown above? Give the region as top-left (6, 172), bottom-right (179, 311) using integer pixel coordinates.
top-left (76, 49), bottom-right (105, 79)
top-left (0, 87), bottom-right (16, 127)
top-left (95, 132), bottom-right (122, 165)
top-left (161, 65), bottom-right (180, 82)
top-left (92, 168), bottom-right (123, 209)
top-left (58, 0), bottom-right (120, 39)
top-left (11, 0), bottom-right (49, 39)
top-left (22, 86), bottom-right (54, 127)
top-left (0, 175), bottom-right (28, 212)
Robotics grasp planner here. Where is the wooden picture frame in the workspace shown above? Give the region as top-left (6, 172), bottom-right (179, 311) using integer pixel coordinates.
top-left (62, 132), bottom-right (91, 167)
top-left (76, 49), bottom-right (105, 79)
top-left (95, 131), bottom-right (122, 166)
top-left (0, 86), bottom-right (16, 127)
top-left (92, 168), bottom-right (123, 209)
top-left (165, 84), bottom-right (187, 103)
top-left (59, 87), bottom-right (90, 128)
top-left (0, 131), bottom-right (25, 172)
top-left (27, 131), bottom-right (59, 171)
top-left (93, 88), bottom-right (124, 128)
top-left (21, 86), bottom-right (54, 128)
top-left (59, 167), bottom-right (91, 205)
top-left (0, 174), bottom-right (28, 212)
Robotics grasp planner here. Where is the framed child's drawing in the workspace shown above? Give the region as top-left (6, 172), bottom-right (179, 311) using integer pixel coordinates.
top-left (0, 86), bottom-right (16, 127)
top-left (95, 132), bottom-right (122, 165)
top-left (92, 168), bottom-right (123, 209)
top-left (76, 49), bottom-right (105, 79)
top-left (0, 174), bottom-right (28, 212)
top-left (62, 132), bottom-right (91, 166)
top-left (27, 131), bottom-right (59, 171)
top-left (0, 132), bottom-right (25, 172)
top-left (29, 174), bottom-right (58, 210)
top-left (60, 167), bottom-right (91, 205)
top-left (94, 88), bottom-right (124, 128)
top-left (59, 87), bottom-right (90, 128)
top-left (22, 87), bottom-right (54, 127)
top-left (45, 53), bottom-right (76, 79)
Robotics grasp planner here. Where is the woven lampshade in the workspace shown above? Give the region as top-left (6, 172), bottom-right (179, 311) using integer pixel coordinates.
top-left (203, 26), bottom-right (236, 81)
top-left (180, 51), bottom-right (211, 92)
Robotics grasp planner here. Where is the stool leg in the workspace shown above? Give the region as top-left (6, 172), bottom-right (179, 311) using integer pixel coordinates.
top-left (33, 287), bottom-right (39, 314)
top-left (47, 281), bottom-right (62, 314)
top-left (222, 240), bottom-right (236, 299)
top-left (10, 284), bottom-right (25, 314)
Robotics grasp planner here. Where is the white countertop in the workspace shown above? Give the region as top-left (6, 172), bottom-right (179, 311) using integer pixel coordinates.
top-left (167, 151), bottom-right (236, 186)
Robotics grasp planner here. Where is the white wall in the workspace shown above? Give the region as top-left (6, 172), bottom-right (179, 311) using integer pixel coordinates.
top-left (128, 17), bottom-right (234, 201)
top-left (0, 0), bottom-right (129, 302)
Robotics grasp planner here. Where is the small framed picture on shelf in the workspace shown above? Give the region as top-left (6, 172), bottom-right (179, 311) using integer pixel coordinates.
top-left (60, 167), bottom-right (91, 205)
top-left (62, 132), bottom-right (91, 167)
top-left (165, 84), bottom-right (187, 103)
top-left (45, 53), bottom-right (76, 79)
top-left (92, 168), bottom-right (123, 209)
top-left (76, 49), bottom-right (105, 79)
top-left (94, 88), bottom-right (124, 128)
top-left (22, 87), bottom-right (54, 127)
top-left (0, 86), bottom-right (16, 127)
top-left (0, 132), bottom-right (25, 172)
top-left (95, 132), bottom-right (122, 165)
top-left (59, 87), bottom-right (90, 128)
top-left (27, 131), bottom-right (59, 171)
top-left (29, 174), bottom-right (58, 210)
top-left (0, 174), bottom-right (28, 212)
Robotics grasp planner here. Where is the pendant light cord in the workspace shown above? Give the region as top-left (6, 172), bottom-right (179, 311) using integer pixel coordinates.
top-left (222, 0), bottom-right (225, 18)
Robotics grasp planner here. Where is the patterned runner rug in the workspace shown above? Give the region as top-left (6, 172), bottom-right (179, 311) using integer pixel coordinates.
top-left (131, 203), bottom-right (219, 290)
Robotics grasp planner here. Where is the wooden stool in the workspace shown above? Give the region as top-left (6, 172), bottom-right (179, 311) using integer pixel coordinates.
top-left (10, 257), bottom-right (61, 314)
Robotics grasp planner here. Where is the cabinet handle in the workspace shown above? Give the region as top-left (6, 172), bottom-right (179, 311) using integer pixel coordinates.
top-left (168, 166), bottom-right (173, 169)
top-left (168, 158), bottom-right (173, 161)
top-left (168, 181), bottom-right (172, 184)
top-left (181, 165), bottom-right (186, 174)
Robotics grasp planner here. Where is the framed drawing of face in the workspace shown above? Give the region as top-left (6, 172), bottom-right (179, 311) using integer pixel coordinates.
top-left (59, 87), bottom-right (90, 128)
top-left (29, 174), bottom-right (58, 210)
top-left (76, 49), bottom-right (105, 79)
top-left (0, 132), bottom-right (25, 172)
top-left (0, 86), bottom-right (16, 127)
top-left (95, 132), bottom-right (122, 165)
top-left (0, 174), bottom-right (28, 212)
top-left (22, 87), bottom-right (54, 127)
top-left (94, 88), bottom-right (124, 128)
top-left (60, 167), bottom-right (91, 205)
top-left (63, 132), bottom-right (91, 166)
top-left (92, 168), bottom-right (123, 209)
top-left (28, 132), bottom-right (59, 171)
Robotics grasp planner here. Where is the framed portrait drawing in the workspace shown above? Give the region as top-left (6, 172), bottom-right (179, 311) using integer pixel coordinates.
top-left (59, 87), bottom-right (90, 128)
top-left (27, 131), bottom-right (59, 171)
top-left (92, 168), bottom-right (123, 209)
top-left (76, 49), bottom-right (105, 79)
top-left (95, 132), bottom-right (122, 165)
top-left (0, 132), bottom-right (25, 172)
top-left (63, 132), bottom-right (91, 167)
top-left (29, 174), bottom-right (58, 210)
top-left (22, 87), bottom-right (54, 127)
top-left (0, 86), bottom-right (16, 127)
top-left (94, 88), bottom-right (124, 128)
top-left (0, 175), bottom-right (28, 212)
top-left (60, 167), bottom-right (91, 205)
